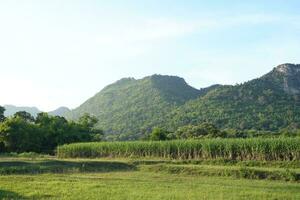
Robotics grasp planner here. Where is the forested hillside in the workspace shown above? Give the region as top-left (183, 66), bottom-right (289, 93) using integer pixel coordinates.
top-left (65, 75), bottom-right (202, 140)
top-left (168, 64), bottom-right (300, 131)
top-left (63, 64), bottom-right (300, 139)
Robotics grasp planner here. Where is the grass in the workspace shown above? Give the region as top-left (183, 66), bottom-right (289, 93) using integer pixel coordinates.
top-left (0, 157), bottom-right (299, 181)
top-left (57, 138), bottom-right (300, 161)
top-left (0, 171), bottom-right (300, 200)
top-left (0, 157), bottom-right (299, 199)
top-left (0, 159), bottom-right (135, 175)
top-left (143, 164), bottom-right (300, 181)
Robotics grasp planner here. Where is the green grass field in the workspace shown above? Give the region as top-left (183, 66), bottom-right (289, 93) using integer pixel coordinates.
top-left (0, 156), bottom-right (299, 200)
top-left (1, 171), bottom-right (300, 200)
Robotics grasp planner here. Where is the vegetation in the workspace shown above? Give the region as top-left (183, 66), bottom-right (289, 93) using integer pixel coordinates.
top-left (57, 138), bottom-right (300, 161)
top-left (168, 65), bottom-right (300, 132)
top-left (144, 164), bottom-right (300, 182)
top-left (0, 109), bottom-right (103, 153)
top-left (1, 64), bottom-right (300, 199)
top-left (64, 75), bottom-right (203, 140)
top-left (1, 171), bottom-right (299, 200)
top-left (0, 157), bottom-right (299, 199)
top-left (174, 123), bottom-right (226, 139)
top-left (0, 159), bottom-right (135, 175)
top-left (62, 64), bottom-right (300, 140)
top-left (149, 127), bottom-right (168, 141)
top-left (3, 105), bottom-right (41, 117)
top-left (0, 157), bottom-right (299, 182)
top-left (0, 106), bottom-right (5, 122)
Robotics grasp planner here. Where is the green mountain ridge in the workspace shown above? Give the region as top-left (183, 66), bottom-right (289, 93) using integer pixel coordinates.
top-left (167, 63), bottom-right (300, 132)
top-left (48, 107), bottom-right (71, 117)
top-left (65, 74), bottom-right (202, 139)
top-left (66, 63), bottom-right (300, 139)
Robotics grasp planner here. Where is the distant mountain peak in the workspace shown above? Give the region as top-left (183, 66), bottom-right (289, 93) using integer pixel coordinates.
top-left (274, 63), bottom-right (300, 75)
top-left (148, 74), bottom-right (187, 85)
top-left (3, 105), bottom-right (41, 117)
top-left (268, 63), bottom-right (300, 95)
top-left (48, 106), bottom-right (71, 116)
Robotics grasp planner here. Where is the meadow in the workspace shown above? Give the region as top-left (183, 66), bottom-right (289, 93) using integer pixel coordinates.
top-left (0, 157), bottom-right (300, 200)
top-left (1, 138), bottom-right (300, 199)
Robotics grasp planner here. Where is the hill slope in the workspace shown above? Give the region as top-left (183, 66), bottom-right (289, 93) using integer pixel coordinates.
top-left (48, 107), bottom-right (71, 117)
top-left (168, 64), bottom-right (300, 131)
top-left (66, 75), bottom-right (202, 139)
top-left (3, 105), bottom-right (41, 117)
top-left (66, 63), bottom-right (300, 138)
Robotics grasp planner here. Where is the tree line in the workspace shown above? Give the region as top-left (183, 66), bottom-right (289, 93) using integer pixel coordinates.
top-left (1, 105), bottom-right (299, 153)
top-left (0, 106), bottom-right (103, 153)
top-left (148, 123), bottom-right (300, 141)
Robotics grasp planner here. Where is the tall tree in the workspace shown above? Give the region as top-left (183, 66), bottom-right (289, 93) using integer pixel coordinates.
top-left (149, 127), bottom-right (168, 141)
top-left (0, 106), bottom-right (5, 122)
top-left (14, 111), bottom-right (35, 122)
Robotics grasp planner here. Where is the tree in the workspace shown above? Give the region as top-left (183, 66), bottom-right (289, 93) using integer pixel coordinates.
top-left (14, 111), bottom-right (35, 122)
top-left (78, 113), bottom-right (98, 129)
top-left (175, 123), bottom-right (226, 139)
top-left (149, 127), bottom-right (168, 141)
top-left (0, 112), bottom-right (104, 153)
top-left (0, 117), bottom-right (42, 152)
top-left (0, 106), bottom-right (5, 122)
top-left (35, 112), bottom-right (51, 125)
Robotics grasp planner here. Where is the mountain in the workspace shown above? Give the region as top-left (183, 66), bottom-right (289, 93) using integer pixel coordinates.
top-left (263, 63), bottom-right (300, 95)
top-left (66, 63), bottom-right (300, 139)
top-left (199, 84), bottom-right (223, 96)
top-left (65, 74), bottom-right (202, 139)
top-left (3, 105), bottom-right (71, 118)
top-left (3, 105), bottom-right (41, 117)
top-left (48, 107), bottom-right (71, 117)
top-left (167, 63), bottom-right (300, 131)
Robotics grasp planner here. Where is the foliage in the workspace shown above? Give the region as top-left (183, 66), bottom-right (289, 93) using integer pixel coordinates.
top-left (145, 164), bottom-right (300, 181)
top-left (64, 65), bottom-right (300, 139)
top-left (167, 66), bottom-right (300, 132)
top-left (0, 159), bottom-right (135, 175)
top-left (0, 112), bottom-right (103, 153)
top-left (14, 111), bottom-right (35, 122)
top-left (64, 75), bottom-right (202, 140)
top-left (3, 105), bottom-right (41, 117)
top-left (149, 127), bottom-right (168, 141)
top-left (57, 138), bottom-right (300, 161)
top-left (0, 106), bottom-right (5, 122)
top-left (174, 123), bottom-right (226, 139)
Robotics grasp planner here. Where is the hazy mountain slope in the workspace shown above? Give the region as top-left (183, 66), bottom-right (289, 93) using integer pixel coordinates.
top-left (168, 64), bottom-right (300, 131)
top-left (3, 105), bottom-right (41, 117)
top-left (48, 107), bottom-right (71, 116)
top-left (66, 75), bottom-right (202, 139)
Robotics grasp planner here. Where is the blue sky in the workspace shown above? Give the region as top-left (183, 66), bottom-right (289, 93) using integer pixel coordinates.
top-left (0, 0), bottom-right (299, 111)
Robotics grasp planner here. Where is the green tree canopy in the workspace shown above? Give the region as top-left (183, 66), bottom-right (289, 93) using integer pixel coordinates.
top-left (149, 127), bottom-right (168, 141)
top-left (0, 106), bottom-right (5, 122)
top-left (0, 112), bottom-right (104, 153)
top-left (175, 123), bottom-right (226, 139)
top-left (14, 111), bottom-right (35, 122)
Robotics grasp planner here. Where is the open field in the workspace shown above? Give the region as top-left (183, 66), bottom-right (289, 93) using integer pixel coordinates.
top-left (1, 171), bottom-right (300, 200)
top-left (1, 138), bottom-right (300, 199)
top-left (0, 156), bottom-right (299, 200)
